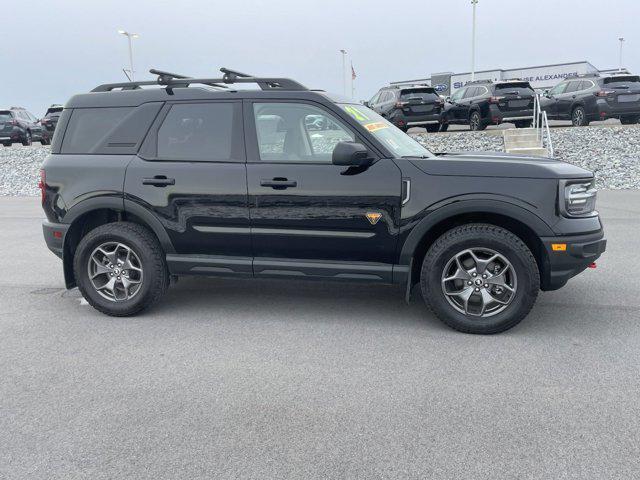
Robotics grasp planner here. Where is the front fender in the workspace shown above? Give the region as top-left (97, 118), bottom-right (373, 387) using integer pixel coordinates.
top-left (398, 197), bottom-right (555, 266)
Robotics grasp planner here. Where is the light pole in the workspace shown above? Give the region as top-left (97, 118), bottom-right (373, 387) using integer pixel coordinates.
top-left (471, 0), bottom-right (478, 81)
top-left (339, 49), bottom-right (347, 96)
top-left (118, 30), bottom-right (139, 81)
top-left (618, 37), bottom-right (625, 71)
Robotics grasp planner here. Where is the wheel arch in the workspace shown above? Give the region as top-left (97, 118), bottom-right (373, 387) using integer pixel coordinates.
top-left (400, 200), bottom-right (553, 288)
top-left (61, 198), bottom-right (174, 288)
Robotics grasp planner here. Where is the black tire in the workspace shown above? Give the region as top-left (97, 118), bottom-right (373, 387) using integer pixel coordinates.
top-left (439, 122), bottom-right (449, 132)
top-left (420, 224), bottom-right (540, 334)
top-left (620, 116), bottom-right (639, 125)
top-left (469, 111), bottom-right (486, 131)
top-left (21, 131), bottom-right (32, 146)
top-left (515, 120), bottom-right (532, 128)
top-left (40, 137), bottom-right (51, 146)
top-left (425, 124), bottom-right (440, 133)
top-left (2, 142), bottom-right (11, 147)
top-left (74, 222), bottom-right (169, 316)
top-left (571, 106), bottom-right (589, 127)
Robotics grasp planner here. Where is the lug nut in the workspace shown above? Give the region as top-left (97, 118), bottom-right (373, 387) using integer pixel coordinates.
top-left (484, 284), bottom-right (489, 288)
top-left (475, 287), bottom-right (480, 292)
top-left (472, 273), bottom-right (477, 277)
top-left (467, 281), bottom-right (473, 285)
top-left (482, 274), bottom-right (487, 279)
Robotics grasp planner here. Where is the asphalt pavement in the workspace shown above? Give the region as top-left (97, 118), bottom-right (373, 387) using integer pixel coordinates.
top-left (1, 192), bottom-right (639, 479)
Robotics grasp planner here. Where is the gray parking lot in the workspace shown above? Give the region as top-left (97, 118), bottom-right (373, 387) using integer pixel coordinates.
top-left (1, 191), bottom-right (639, 479)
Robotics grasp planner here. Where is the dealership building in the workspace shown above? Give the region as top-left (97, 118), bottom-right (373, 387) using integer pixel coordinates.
top-left (390, 61), bottom-right (625, 96)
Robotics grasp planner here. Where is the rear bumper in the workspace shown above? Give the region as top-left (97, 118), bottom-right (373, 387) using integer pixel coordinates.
top-left (594, 99), bottom-right (640, 119)
top-left (540, 229), bottom-right (606, 291)
top-left (489, 105), bottom-right (534, 123)
top-left (390, 111), bottom-right (442, 127)
top-left (42, 220), bottom-right (69, 259)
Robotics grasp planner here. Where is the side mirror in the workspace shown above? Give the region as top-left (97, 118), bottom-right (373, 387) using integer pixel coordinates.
top-left (363, 101), bottom-right (370, 107)
top-left (544, 89), bottom-right (551, 97)
top-left (332, 141), bottom-right (373, 167)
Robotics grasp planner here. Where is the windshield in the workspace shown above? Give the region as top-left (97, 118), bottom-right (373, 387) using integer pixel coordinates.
top-left (340, 104), bottom-right (434, 158)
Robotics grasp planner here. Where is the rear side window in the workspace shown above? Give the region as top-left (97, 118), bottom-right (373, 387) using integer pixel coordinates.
top-left (0, 111), bottom-right (12, 122)
top-left (62, 107), bottom-right (133, 153)
top-left (157, 103), bottom-right (235, 161)
top-left (565, 81), bottom-right (582, 93)
top-left (400, 88), bottom-right (438, 101)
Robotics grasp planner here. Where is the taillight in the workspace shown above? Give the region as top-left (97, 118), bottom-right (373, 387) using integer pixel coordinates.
top-left (489, 96), bottom-right (504, 104)
top-left (595, 90), bottom-right (614, 97)
top-left (38, 169), bottom-right (46, 205)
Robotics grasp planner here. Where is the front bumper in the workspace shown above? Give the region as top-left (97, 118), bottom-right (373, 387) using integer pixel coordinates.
top-left (540, 229), bottom-right (606, 291)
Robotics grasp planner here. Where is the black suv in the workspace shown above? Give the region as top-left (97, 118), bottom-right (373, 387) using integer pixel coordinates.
top-left (40, 105), bottom-right (64, 136)
top-left (0, 107), bottom-right (49, 146)
top-left (40, 68), bottom-right (606, 334)
top-left (441, 80), bottom-right (535, 131)
top-left (541, 73), bottom-right (640, 126)
top-left (366, 85), bottom-right (443, 132)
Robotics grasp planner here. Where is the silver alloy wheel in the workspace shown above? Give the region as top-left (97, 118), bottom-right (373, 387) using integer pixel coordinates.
top-left (88, 242), bottom-right (143, 302)
top-left (470, 112), bottom-right (480, 130)
top-left (441, 247), bottom-right (517, 317)
top-left (573, 108), bottom-right (584, 126)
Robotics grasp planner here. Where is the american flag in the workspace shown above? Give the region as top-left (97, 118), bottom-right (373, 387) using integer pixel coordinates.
top-left (351, 63), bottom-right (357, 80)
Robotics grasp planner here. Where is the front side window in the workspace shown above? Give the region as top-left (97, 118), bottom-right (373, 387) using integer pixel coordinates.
top-left (450, 88), bottom-right (466, 102)
top-left (341, 103), bottom-right (434, 158)
top-left (157, 103), bottom-right (235, 161)
top-left (253, 103), bottom-right (354, 162)
top-left (549, 82), bottom-right (567, 96)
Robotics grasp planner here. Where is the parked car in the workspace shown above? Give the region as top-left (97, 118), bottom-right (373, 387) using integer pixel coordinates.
top-left (366, 85), bottom-right (444, 132)
top-left (40, 68), bottom-right (605, 334)
top-left (441, 79), bottom-right (535, 131)
top-left (540, 73), bottom-right (640, 126)
top-left (0, 107), bottom-right (49, 146)
top-left (40, 105), bottom-right (64, 136)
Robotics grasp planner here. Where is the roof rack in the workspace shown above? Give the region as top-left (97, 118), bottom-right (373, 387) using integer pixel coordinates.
top-left (466, 79), bottom-right (493, 85)
top-left (92, 67), bottom-right (308, 93)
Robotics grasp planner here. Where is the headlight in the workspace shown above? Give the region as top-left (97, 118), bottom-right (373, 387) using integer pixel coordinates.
top-left (559, 179), bottom-right (597, 217)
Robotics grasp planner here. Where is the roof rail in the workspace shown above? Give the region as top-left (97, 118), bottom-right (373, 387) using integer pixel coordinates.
top-left (92, 67), bottom-right (308, 93)
top-left (466, 79), bottom-right (493, 85)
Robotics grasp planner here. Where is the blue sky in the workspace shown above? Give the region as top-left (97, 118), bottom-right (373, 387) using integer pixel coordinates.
top-left (2, 0), bottom-right (638, 115)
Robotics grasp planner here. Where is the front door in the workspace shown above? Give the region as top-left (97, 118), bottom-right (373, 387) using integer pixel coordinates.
top-left (125, 100), bottom-right (252, 274)
top-left (244, 100), bottom-right (402, 282)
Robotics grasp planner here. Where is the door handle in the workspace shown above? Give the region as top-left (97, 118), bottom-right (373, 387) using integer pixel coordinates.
top-left (142, 176), bottom-right (175, 187)
top-left (260, 178), bottom-right (297, 189)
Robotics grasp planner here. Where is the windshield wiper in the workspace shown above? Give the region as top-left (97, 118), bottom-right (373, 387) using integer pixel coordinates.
top-left (401, 155), bottom-right (431, 159)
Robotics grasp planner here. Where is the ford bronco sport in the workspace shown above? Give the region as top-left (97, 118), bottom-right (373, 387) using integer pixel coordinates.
top-left (40, 68), bottom-right (606, 334)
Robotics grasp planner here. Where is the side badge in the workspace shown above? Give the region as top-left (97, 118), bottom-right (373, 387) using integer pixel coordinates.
top-left (365, 212), bottom-right (382, 225)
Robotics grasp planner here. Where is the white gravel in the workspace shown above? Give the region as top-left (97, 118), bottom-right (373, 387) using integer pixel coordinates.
top-left (1, 124), bottom-right (639, 195)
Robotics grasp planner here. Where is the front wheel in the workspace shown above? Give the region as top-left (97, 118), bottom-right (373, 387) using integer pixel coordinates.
top-left (420, 224), bottom-right (540, 334)
top-left (21, 131), bottom-right (32, 146)
top-left (571, 106), bottom-right (589, 127)
top-left (469, 111), bottom-right (486, 131)
top-left (74, 222), bottom-right (169, 316)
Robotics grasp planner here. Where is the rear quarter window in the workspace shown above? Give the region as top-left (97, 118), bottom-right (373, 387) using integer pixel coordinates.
top-left (61, 107), bottom-right (133, 154)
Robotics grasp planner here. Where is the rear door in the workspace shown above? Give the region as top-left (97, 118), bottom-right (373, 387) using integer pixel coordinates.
top-left (244, 100), bottom-right (401, 281)
top-left (125, 101), bottom-right (251, 272)
top-left (447, 87), bottom-right (468, 122)
top-left (0, 111), bottom-right (13, 143)
top-left (543, 82), bottom-right (568, 118)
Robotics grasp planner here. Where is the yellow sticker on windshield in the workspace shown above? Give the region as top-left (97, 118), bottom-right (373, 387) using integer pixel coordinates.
top-left (343, 105), bottom-right (369, 122)
top-left (364, 122), bottom-right (389, 132)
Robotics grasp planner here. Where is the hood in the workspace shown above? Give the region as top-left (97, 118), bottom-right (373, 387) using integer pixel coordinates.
top-left (413, 152), bottom-right (593, 179)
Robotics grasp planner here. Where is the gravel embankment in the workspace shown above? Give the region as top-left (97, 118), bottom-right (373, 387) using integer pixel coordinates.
top-left (1, 124), bottom-right (639, 195)
top-left (414, 125), bottom-right (640, 189)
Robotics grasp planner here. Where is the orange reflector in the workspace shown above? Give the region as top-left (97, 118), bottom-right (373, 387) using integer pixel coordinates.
top-left (551, 243), bottom-right (567, 251)
top-left (588, 262), bottom-right (597, 269)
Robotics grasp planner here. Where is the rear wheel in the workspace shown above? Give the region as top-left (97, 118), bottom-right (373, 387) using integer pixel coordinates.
top-left (425, 124), bottom-right (440, 133)
top-left (74, 222), bottom-right (169, 316)
top-left (571, 106), bottom-right (589, 127)
top-left (420, 224), bottom-right (540, 334)
top-left (469, 111), bottom-right (486, 131)
top-left (439, 122), bottom-right (449, 132)
top-left (21, 131), bottom-right (32, 146)
top-left (2, 142), bottom-right (11, 147)
top-left (620, 115), bottom-right (639, 125)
